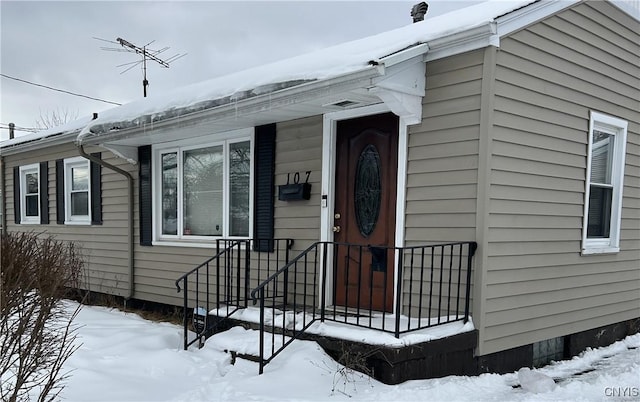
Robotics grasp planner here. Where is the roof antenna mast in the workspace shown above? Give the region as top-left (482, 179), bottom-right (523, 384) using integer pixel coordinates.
top-left (95, 37), bottom-right (186, 97)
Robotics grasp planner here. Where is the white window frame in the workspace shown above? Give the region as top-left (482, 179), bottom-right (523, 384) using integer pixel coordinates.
top-left (151, 128), bottom-right (254, 247)
top-left (581, 111), bottom-right (627, 255)
top-left (64, 156), bottom-right (91, 225)
top-left (19, 163), bottom-right (40, 224)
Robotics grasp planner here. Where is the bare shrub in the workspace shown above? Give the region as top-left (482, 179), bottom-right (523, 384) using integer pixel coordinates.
top-left (34, 108), bottom-right (79, 131)
top-left (1, 232), bottom-right (85, 402)
top-left (312, 341), bottom-right (377, 397)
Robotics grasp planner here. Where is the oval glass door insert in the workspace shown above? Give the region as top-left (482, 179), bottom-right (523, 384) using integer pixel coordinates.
top-left (354, 144), bottom-right (381, 237)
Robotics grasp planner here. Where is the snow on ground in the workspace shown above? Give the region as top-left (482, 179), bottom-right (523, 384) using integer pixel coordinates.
top-left (52, 301), bottom-right (639, 401)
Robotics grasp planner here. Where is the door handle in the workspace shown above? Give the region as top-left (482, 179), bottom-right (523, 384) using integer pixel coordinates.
top-left (332, 225), bottom-right (341, 233)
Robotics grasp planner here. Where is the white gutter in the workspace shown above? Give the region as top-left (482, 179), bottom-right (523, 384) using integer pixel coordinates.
top-left (0, 131), bottom-right (80, 156)
top-left (77, 66), bottom-right (382, 147)
top-left (495, 0), bottom-right (581, 37)
top-left (424, 22), bottom-right (498, 62)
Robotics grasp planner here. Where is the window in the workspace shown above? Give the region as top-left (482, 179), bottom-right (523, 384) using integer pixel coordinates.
top-left (582, 112), bottom-right (627, 254)
top-left (153, 131), bottom-right (252, 242)
top-left (64, 157), bottom-right (91, 224)
top-left (19, 164), bottom-right (40, 224)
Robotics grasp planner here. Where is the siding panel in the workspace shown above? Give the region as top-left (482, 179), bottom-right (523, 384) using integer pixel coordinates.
top-left (2, 143), bottom-right (130, 296)
top-left (481, 1), bottom-right (640, 355)
top-left (403, 49), bottom-right (483, 314)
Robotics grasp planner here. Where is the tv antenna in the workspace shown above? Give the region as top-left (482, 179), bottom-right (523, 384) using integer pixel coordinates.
top-left (95, 36), bottom-right (186, 97)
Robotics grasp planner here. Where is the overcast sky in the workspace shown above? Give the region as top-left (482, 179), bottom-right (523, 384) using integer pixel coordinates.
top-left (0, 1), bottom-right (481, 141)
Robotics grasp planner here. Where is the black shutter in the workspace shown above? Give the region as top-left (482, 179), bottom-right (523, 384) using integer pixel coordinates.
top-left (13, 167), bottom-right (20, 224)
top-left (253, 123), bottom-right (276, 252)
top-left (39, 162), bottom-right (49, 224)
top-left (56, 159), bottom-right (65, 224)
top-left (90, 153), bottom-right (102, 225)
top-left (139, 145), bottom-right (152, 246)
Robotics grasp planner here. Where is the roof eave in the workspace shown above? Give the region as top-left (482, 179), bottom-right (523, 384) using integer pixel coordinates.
top-left (424, 22), bottom-right (498, 62)
top-left (422, 0), bottom-right (584, 62)
top-left (0, 131), bottom-right (80, 156)
top-left (495, 0), bottom-right (581, 37)
top-left (77, 65), bottom-right (384, 147)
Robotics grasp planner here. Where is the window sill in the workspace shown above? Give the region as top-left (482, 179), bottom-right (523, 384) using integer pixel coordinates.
top-left (152, 240), bottom-right (217, 249)
top-left (19, 220), bottom-right (41, 225)
top-left (581, 246), bottom-right (620, 256)
top-left (64, 220), bottom-right (91, 226)
top-left (152, 239), bottom-right (249, 248)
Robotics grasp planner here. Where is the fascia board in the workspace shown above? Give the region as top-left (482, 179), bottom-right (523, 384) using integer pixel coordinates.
top-left (424, 23), bottom-right (498, 62)
top-left (378, 43), bottom-right (430, 68)
top-left (610, 0), bottom-right (640, 22)
top-left (423, 0), bottom-right (584, 62)
top-left (0, 131), bottom-right (79, 155)
top-left (78, 66), bottom-right (381, 146)
top-left (495, 0), bottom-right (581, 37)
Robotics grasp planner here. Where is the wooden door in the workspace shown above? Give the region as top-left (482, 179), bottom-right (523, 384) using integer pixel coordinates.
top-left (333, 113), bottom-right (398, 312)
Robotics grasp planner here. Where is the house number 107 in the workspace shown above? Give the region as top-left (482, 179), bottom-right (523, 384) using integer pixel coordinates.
top-left (286, 171), bottom-right (311, 185)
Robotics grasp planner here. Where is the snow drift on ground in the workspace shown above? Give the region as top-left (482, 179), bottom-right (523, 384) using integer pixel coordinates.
top-left (46, 301), bottom-right (640, 401)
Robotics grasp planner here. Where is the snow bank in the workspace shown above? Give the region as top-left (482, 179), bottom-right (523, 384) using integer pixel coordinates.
top-left (50, 301), bottom-right (640, 401)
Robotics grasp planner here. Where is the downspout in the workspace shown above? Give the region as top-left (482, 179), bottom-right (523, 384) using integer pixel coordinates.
top-left (76, 115), bottom-right (135, 302)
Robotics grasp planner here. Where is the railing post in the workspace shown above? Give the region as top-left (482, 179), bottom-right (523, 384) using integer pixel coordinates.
top-left (205, 262), bottom-right (210, 335)
top-left (245, 240), bottom-right (251, 308)
top-left (464, 242), bottom-right (477, 323)
top-left (320, 243), bottom-right (327, 322)
top-left (258, 287), bottom-right (265, 375)
top-left (283, 266), bottom-right (289, 308)
top-left (182, 279), bottom-right (189, 350)
top-left (394, 249), bottom-right (403, 338)
top-left (437, 245), bottom-right (444, 324)
top-left (216, 245), bottom-right (221, 311)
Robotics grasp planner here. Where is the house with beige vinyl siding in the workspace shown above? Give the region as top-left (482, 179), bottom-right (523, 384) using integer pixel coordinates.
top-left (1, 0), bottom-right (638, 382)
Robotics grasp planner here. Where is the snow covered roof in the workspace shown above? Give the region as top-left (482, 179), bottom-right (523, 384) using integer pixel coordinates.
top-left (5, 0), bottom-right (636, 152)
top-left (0, 115), bottom-right (94, 152)
top-left (75, 0), bottom-right (541, 143)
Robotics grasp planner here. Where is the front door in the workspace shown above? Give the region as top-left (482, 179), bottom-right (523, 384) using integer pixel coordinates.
top-left (333, 112), bottom-right (398, 312)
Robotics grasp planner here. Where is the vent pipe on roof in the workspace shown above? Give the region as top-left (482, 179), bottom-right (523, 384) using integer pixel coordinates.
top-left (411, 2), bottom-right (428, 23)
top-left (8, 123), bottom-right (15, 139)
top-left (92, 112), bottom-right (98, 120)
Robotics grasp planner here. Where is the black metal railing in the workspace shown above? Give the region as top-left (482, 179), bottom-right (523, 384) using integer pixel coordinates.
top-left (250, 241), bottom-right (477, 374)
top-left (175, 238), bottom-right (294, 350)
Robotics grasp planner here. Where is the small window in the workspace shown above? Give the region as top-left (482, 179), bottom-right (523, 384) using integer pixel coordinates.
top-left (582, 112), bottom-right (627, 254)
top-left (19, 164), bottom-right (40, 224)
top-left (153, 130), bottom-right (252, 243)
top-left (64, 157), bottom-right (91, 224)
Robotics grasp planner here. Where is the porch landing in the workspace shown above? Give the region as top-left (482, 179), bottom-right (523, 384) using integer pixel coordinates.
top-left (198, 307), bottom-right (478, 384)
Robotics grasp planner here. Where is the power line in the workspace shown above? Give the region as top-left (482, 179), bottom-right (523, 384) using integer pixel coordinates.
top-left (0, 73), bottom-right (122, 106)
top-left (0, 124), bottom-right (39, 133)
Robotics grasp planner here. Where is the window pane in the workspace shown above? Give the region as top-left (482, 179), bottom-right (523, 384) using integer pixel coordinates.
top-left (590, 130), bottom-right (614, 185)
top-left (355, 144), bottom-right (382, 237)
top-left (162, 153), bottom-right (178, 235)
top-left (183, 146), bottom-right (223, 236)
top-left (229, 141), bottom-right (250, 236)
top-left (72, 166), bottom-right (89, 191)
top-left (71, 192), bottom-right (89, 216)
top-left (587, 185), bottom-right (612, 238)
top-left (25, 194), bottom-right (38, 216)
top-left (26, 172), bottom-right (38, 194)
